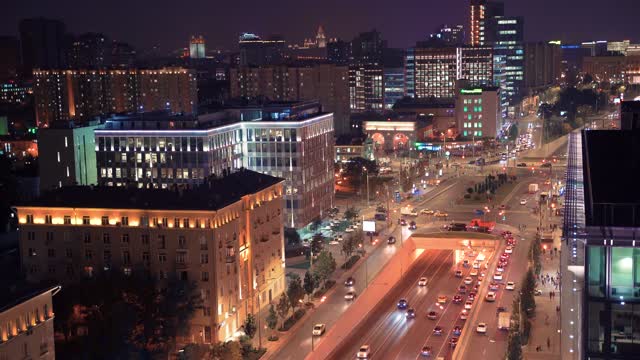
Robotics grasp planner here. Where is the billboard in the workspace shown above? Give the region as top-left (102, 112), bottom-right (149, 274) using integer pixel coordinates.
top-left (363, 220), bottom-right (376, 233)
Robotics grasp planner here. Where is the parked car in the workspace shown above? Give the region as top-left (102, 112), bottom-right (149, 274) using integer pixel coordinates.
top-left (312, 323), bottom-right (326, 336)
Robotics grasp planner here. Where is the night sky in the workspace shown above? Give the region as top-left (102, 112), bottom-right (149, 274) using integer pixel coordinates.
top-left (2, 0), bottom-right (637, 52)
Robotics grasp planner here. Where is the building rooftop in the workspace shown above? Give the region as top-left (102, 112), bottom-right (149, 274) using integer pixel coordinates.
top-left (582, 129), bottom-right (640, 227)
top-left (21, 169), bottom-right (283, 211)
top-left (0, 284), bottom-right (60, 314)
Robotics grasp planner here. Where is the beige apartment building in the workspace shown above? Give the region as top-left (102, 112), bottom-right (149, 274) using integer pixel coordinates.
top-left (0, 286), bottom-right (60, 360)
top-left (16, 169), bottom-right (286, 343)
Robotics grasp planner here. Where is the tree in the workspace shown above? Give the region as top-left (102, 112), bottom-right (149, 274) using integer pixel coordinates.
top-left (287, 276), bottom-right (305, 311)
top-left (310, 218), bottom-right (323, 232)
top-left (344, 207), bottom-right (359, 221)
top-left (223, 341), bottom-right (243, 360)
top-left (303, 271), bottom-right (315, 302)
top-left (284, 228), bottom-right (301, 246)
top-left (266, 304), bottom-right (278, 335)
top-left (508, 123), bottom-right (519, 141)
top-left (313, 251), bottom-right (337, 287)
top-left (506, 331), bottom-right (523, 360)
top-left (243, 314), bottom-right (257, 339)
top-left (341, 236), bottom-right (356, 259)
top-left (311, 233), bottom-right (324, 255)
top-left (276, 294), bottom-right (290, 329)
top-left (521, 269), bottom-right (537, 318)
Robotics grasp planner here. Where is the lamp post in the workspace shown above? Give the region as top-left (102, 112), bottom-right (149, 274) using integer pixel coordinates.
top-left (363, 167), bottom-right (370, 208)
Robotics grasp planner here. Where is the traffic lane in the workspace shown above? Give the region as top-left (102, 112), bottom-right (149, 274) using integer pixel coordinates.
top-left (276, 224), bottom-right (406, 360)
top-left (330, 251), bottom-right (449, 359)
top-left (360, 251), bottom-right (452, 357)
top-left (370, 248), bottom-right (468, 360)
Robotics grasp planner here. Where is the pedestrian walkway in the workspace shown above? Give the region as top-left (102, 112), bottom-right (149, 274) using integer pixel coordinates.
top-left (523, 227), bottom-right (562, 360)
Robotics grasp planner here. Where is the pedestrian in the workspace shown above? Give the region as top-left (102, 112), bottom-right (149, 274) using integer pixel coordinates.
top-left (549, 291), bottom-right (553, 300)
top-left (547, 337), bottom-right (551, 349)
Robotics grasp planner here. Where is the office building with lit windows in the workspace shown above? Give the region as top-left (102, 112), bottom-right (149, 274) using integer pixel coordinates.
top-left (455, 86), bottom-right (500, 139)
top-left (484, 16), bottom-right (524, 110)
top-left (94, 101), bottom-right (334, 228)
top-left (189, 36), bottom-right (206, 59)
top-left (16, 169), bottom-right (285, 344)
top-left (349, 64), bottom-right (384, 113)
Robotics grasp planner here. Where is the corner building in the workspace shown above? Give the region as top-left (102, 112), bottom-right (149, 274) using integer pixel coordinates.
top-left (17, 170), bottom-right (286, 344)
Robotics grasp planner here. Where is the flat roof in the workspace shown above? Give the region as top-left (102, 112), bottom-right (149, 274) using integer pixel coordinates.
top-left (583, 130), bottom-right (640, 227)
top-left (0, 284), bottom-right (60, 314)
top-left (20, 169), bottom-right (283, 211)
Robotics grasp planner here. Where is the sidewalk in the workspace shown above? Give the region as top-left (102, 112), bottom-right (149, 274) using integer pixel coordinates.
top-left (523, 227), bottom-right (562, 360)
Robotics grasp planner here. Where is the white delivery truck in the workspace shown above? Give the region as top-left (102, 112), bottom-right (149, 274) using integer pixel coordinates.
top-left (528, 183), bottom-right (539, 193)
top-left (498, 312), bottom-right (511, 330)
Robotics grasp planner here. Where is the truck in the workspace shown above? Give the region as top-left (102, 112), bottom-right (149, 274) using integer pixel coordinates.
top-left (528, 183), bottom-right (539, 193)
top-left (468, 218), bottom-right (495, 232)
top-left (400, 206), bottom-right (418, 217)
top-left (498, 312), bottom-right (511, 330)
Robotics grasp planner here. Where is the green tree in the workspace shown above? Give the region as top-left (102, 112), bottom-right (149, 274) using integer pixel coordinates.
top-left (287, 276), bottom-right (305, 311)
top-left (313, 251), bottom-right (337, 287)
top-left (303, 271), bottom-right (315, 302)
top-left (276, 294), bottom-right (290, 329)
top-left (521, 269), bottom-right (537, 318)
top-left (344, 207), bottom-right (359, 221)
top-left (266, 304), bottom-right (278, 335)
top-left (223, 341), bottom-right (243, 360)
top-left (284, 227), bottom-right (301, 245)
top-left (243, 314), bottom-right (257, 339)
top-left (310, 218), bottom-right (323, 232)
top-left (506, 331), bottom-right (523, 360)
top-left (311, 233), bottom-right (324, 255)
top-left (341, 236), bottom-right (356, 259)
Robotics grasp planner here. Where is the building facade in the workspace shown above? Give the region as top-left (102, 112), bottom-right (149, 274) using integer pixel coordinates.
top-left (94, 102), bottom-right (335, 228)
top-left (238, 33), bottom-right (286, 66)
top-left (16, 170), bottom-right (285, 344)
top-left (190, 36), bottom-right (206, 59)
top-left (383, 67), bottom-right (405, 110)
top-left (37, 120), bottom-right (102, 191)
top-left (455, 86), bottom-right (500, 139)
top-left (19, 18), bottom-right (67, 77)
top-left (349, 64), bottom-right (384, 113)
top-left (33, 68), bottom-right (198, 126)
top-left (0, 286), bottom-right (60, 360)
top-left (524, 42), bottom-right (562, 90)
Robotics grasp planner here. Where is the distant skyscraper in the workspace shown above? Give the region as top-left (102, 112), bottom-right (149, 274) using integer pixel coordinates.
top-left (430, 24), bottom-right (465, 46)
top-left (67, 32), bottom-right (112, 68)
top-left (19, 18), bottom-right (67, 76)
top-left (111, 41), bottom-right (136, 68)
top-left (316, 25), bottom-right (327, 48)
top-left (469, 0), bottom-right (486, 46)
top-left (238, 33), bottom-right (286, 66)
top-left (349, 64), bottom-right (384, 113)
top-left (327, 39), bottom-right (350, 65)
top-left (0, 36), bottom-right (20, 81)
top-left (350, 30), bottom-right (385, 65)
top-left (487, 16), bottom-right (524, 111)
top-left (189, 35), bottom-right (206, 59)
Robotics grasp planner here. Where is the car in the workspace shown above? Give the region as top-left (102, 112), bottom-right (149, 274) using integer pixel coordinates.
top-left (406, 308), bottom-right (416, 319)
top-left (455, 270), bottom-right (463, 278)
top-left (465, 300), bottom-right (473, 310)
top-left (338, 234), bottom-right (343, 241)
top-left (409, 221), bottom-right (417, 230)
top-left (496, 266), bottom-right (505, 273)
top-left (397, 298), bottom-right (408, 309)
top-left (493, 273), bottom-right (503, 281)
top-left (420, 209), bottom-right (435, 215)
top-left (458, 285), bottom-right (467, 294)
top-left (472, 261), bottom-right (481, 269)
top-left (506, 281), bottom-right (516, 290)
top-left (345, 227), bottom-right (354, 233)
top-left (517, 162), bottom-right (527, 167)
top-left (541, 162), bottom-right (552, 168)
top-left (470, 269), bottom-right (478, 276)
top-left (453, 326), bottom-right (462, 336)
top-left (501, 230), bottom-right (512, 237)
top-left (460, 309), bottom-right (469, 320)
top-left (437, 295), bottom-right (447, 304)
top-left (473, 283), bottom-right (481, 292)
top-left (477, 272), bottom-right (485, 281)
top-left (418, 277), bottom-right (428, 286)
top-left (505, 246), bottom-right (513, 254)
top-left (387, 236), bottom-right (396, 244)
top-left (344, 291), bottom-right (357, 300)
top-left (420, 345), bottom-right (433, 356)
top-left (345, 277), bottom-right (355, 286)
top-left (468, 293), bottom-right (476, 302)
top-left (464, 277), bottom-right (473, 285)
top-left (427, 311), bottom-right (438, 320)
top-left (329, 240), bottom-right (339, 245)
top-left (485, 291), bottom-right (497, 302)
top-left (357, 345), bottom-right (370, 359)
top-left (489, 282), bottom-right (500, 291)
top-left (476, 322), bottom-right (487, 333)
top-left (462, 259), bottom-right (470, 268)
top-left (449, 337), bottom-right (459, 348)
top-left (433, 326), bottom-right (444, 335)
top-left (500, 253), bottom-right (509, 261)
top-left (400, 219), bottom-right (407, 226)
top-left (453, 295), bottom-right (463, 304)
top-left (435, 211), bottom-right (449, 218)
top-left (498, 260), bottom-right (508, 268)
top-left (520, 199), bottom-right (528, 205)
top-left (312, 323), bottom-right (326, 336)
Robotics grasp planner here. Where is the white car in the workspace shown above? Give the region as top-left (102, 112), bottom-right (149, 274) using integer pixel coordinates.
top-left (520, 199), bottom-right (527, 205)
top-left (420, 209), bottom-right (435, 215)
top-left (418, 277), bottom-right (428, 286)
top-left (329, 241), bottom-right (339, 245)
top-left (312, 323), bottom-right (326, 336)
top-left (505, 246), bottom-right (513, 254)
top-left (344, 291), bottom-right (357, 301)
top-left (345, 227), bottom-right (354, 233)
top-left (485, 291), bottom-right (496, 302)
top-left (357, 345), bottom-right (370, 359)
top-left (493, 273), bottom-right (503, 281)
top-left (496, 266), bottom-right (505, 273)
top-left (465, 300), bottom-right (473, 310)
top-left (506, 281), bottom-right (516, 290)
top-left (472, 261), bottom-right (481, 269)
top-left (464, 277), bottom-right (473, 285)
top-left (476, 322), bottom-right (487, 333)
top-left (470, 269), bottom-right (478, 276)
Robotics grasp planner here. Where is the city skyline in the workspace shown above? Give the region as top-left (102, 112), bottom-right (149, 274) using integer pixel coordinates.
top-left (1, 0), bottom-right (638, 52)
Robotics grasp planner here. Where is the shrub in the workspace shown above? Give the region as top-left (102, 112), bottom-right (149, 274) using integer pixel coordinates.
top-left (278, 309), bottom-right (306, 331)
top-left (312, 280), bottom-right (336, 298)
top-left (341, 255), bottom-right (361, 270)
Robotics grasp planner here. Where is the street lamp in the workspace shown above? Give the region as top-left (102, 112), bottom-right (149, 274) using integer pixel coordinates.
top-left (363, 167), bottom-right (370, 208)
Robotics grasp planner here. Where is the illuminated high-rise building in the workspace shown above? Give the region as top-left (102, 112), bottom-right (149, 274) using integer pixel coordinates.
top-left (470, 0), bottom-right (486, 46)
top-left (189, 35), bottom-right (206, 59)
top-left (316, 25), bottom-right (327, 48)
